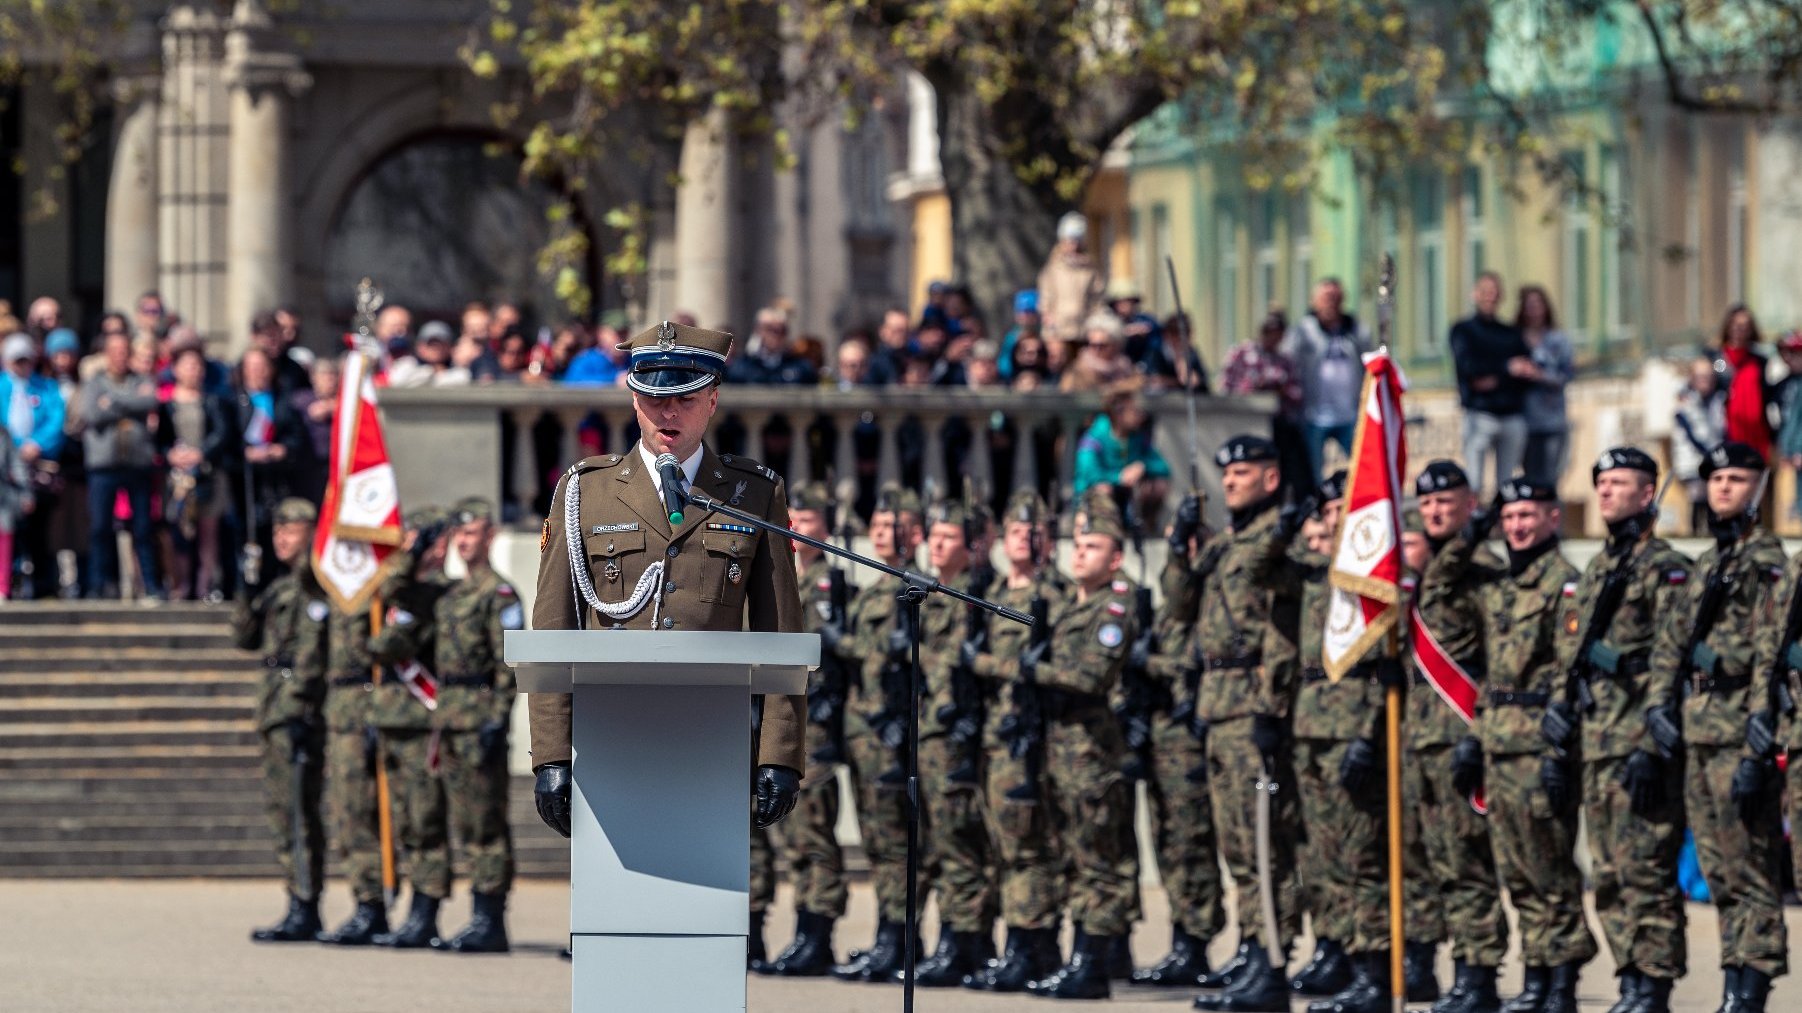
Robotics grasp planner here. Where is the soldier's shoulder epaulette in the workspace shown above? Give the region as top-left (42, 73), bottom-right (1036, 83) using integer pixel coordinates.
top-left (718, 452), bottom-right (779, 484)
top-left (576, 453), bottom-right (627, 473)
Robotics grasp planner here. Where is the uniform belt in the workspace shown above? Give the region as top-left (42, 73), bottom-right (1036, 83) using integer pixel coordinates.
top-left (1615, 651), bottom-right (1652, 679)
top-left (1693, 672), bottom-right (1751, 694)
top-left (1204, 654), bottom-right (1261, 672)
top-left (439, 675), bottom-right (494, 688)
top-left (1039, 687), bottom-right (1108, 721)
top-left (1302, 666), bottom-right (1328, 683)
top-left (1488, 690), bottom-right (1549, 707)
top-left (329, 675), bottom-right (373, 688)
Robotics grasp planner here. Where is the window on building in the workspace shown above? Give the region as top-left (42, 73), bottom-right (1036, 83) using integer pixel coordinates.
top-left (1148, 203), bottom-right (1171, 316)
top-left (1414, 172), bottom-right (1446, 353)
top-left (1290, 193), bottom-right (1313, 315)
top-left (1601, 148), bottom-right (1635, 348)
top-left (1461, 166), bottom-right (1485, 297)
top-left (1216, 203), bottom-right (1239, 351)
top-left (1253, 193), bottom-right (1278, 316)
top-left (1561, 150), bottom-right (1591, 345)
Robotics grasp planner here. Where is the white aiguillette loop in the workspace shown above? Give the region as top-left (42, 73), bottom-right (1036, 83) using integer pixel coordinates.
top-left (566, 470), bottom-right (662, 629)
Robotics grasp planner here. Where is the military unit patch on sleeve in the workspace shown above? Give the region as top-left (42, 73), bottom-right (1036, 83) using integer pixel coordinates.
top-left (499, 603), bottom-right (524, 630)
top-left (1663, 569), bottom-right (1688, 585)
top-left (306, 600), bottom-right (329, 623)
top-left (1107, 601), bottom-right (1127, 617)
top-left (1098, 623), bottom-right (1124, 648)
top-left (1111, 580), bottom-right (1130, 595)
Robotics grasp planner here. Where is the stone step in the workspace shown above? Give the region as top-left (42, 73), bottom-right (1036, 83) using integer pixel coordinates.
top-left (0, 792), bottom-right (265, 817)
top-left (0, 719), bottom-right (260, 750)
top-left (0, 744), bottom-right (263, 769)
top-left (0, 648), bottom-right (256, 673)
top-left (0, 671), bottom-right (259, 698)
top-left (0, 602), bottom-right (231, 626)
top-left (0, 626), bottom-right (241, 650)
top-left (0, 814), bottom-right (269, 843)
top-left (2, 697), bottom-right (255, 723)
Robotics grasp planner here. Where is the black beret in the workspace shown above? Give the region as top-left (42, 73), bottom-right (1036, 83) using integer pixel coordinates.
top-left (1214, 434), bottom-right (1278, 469)
top-left (1317, 469), bottom-right (1347, 506)
top-left (1591, 446), bottom-right (1657, 485)
top-left (1414, 460), bottom-right (1469, 496)
top-left (1699, 441), bottom-right (1767, 478)
top-left (1498, 476), bottom-right (1558, 504)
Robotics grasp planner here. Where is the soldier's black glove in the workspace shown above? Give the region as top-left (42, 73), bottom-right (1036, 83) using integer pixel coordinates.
top-left (1250, 713), bottom-right (1283, 767)
top-left (1646, 706), bottom-right (1683, 759)
top-left (753, 764), bottom-right (802, 829)
top-left (362, 725), bottom-right (380, 775)
top-left (1120, 710), bottom-right (1153, 753)
top-left (284, 717), bottom-right (316, 765)
top-left (1465, 495), bottom-right (1503, 543)
top-left (1450, 735), bottom-right (1485, 800)
top-left (959, 638), bottom-right (983, 670)
top-left (1372, 657), bottom-right (1406, 689)
top-left (1619, 749), bottom-right (1663, 815)
top-left (1275, 496), bottom-right (1318, 543)
top-left (1339, 737), bottom-right (1378, 794)
top-left (534, 762), bottom-right (573, 838)
top-left (886, 625), bottom-right (912, 660)
top-left (807, 689), bottom-right (842, 726)
top-left (1019, 639), bottom-right (1048, 681)
top-left (1128, 632), bottom-right (1154, 672)
top-left (1541, 701), bottom-right (1578, 751)
top-left (1539, 755), bottom-right (1571, 813)
top-left (477, 718), bottom-right (508, 766)
top-left (948, 711), bottom-right (982, 745)
top-left (1189, 715), bottom-right (1209, 745)
top-left (875, 714), bottom-right (907, 750)
top-left (1747, 709), bottom-right (1780, 760)
top-left (1169, 495), bottom-right (1203, 554)
top-left (818, 621), bottom-right (847, 653)
top-left (1731, 757), bottom-right (1774, 826)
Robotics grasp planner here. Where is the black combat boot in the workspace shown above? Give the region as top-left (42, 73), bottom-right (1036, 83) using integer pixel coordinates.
top-left (963, 926), bottom-right (1021, 990)
top-left (1406, 939), bottom-right (1442, 1003)
top-left (1434, 959), bottom-right (1503, 1013)
top-left (1133, 924), bottom-right (1212, 986)
top-left (250, 894), bottom-right (322, 943)
top-left (896, 921), bottom-right (955, 984)
top-left (1726, 966), bottom-right (1772, 1013)
top-left (1108, 933), bottom-right (1134, 980)
top-left (1541, 962), bottom-right (1580, 1013)
top-left (831, 919), bottom-right (907, 982)
top-left (433, 891), bottom-right (508, 953)
top-left (747, 910), bottom-right (767, 971)
top-left (1502, 965), bottom-right (1550, 1013)
top-left (372, 892), bottom-right (441, 948)
top-left (1197, 941), bottom-right (1255, 989)
top-left (317, 899), bottom-right (388, 945)
top-left (970, 926), bottom-right (1054, 992)
top-left (1029, 930), bottom-right (1113, 1000)
top-left (1193, 945), bottom-right (1291, 1013)
top-left (759, 909), bottom-right (834, 976)
top-left (916, 929), bottom-right (991, 986)
top-left (1606, 970), bottom-right (1645, 1013)
top-left (1291, 938), bottom-right (1354, 997)
top-left (1627, 975), bottom-right (1672, 1013)
top-left (1308, 951), bottom-right (1387, 1013)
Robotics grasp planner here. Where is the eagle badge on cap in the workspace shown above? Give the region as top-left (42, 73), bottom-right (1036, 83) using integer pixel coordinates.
top-left (1713, 447), bottom-right (1729, 468)
top-left (1597, 451), bottom-right (1615, 471)
top-left (657, 321), bottom-right (676, 351)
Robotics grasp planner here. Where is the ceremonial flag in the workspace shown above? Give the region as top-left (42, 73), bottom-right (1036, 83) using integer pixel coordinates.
top-left (313, 350), bottom-right (403, 612)
top-left (1323, 349), bottom-right (1408, 680)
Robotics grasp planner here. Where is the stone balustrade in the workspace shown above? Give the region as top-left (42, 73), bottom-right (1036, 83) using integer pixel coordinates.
top-left (378, 384), bottom-right (1277, 527)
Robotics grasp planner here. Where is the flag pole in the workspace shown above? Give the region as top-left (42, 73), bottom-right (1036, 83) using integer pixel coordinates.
top-left (371, 597), bottom-right (398, 908)
top-left (1373, 253), bottom-right (1406, 1013)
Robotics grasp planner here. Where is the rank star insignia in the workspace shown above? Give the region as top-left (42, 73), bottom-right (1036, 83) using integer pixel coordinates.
top-left (657, 320), bottom-right (675, 351)
top-left (727, 562), bottom-right (744, 585)
top-left (603, 559), bottom-right (621, 583)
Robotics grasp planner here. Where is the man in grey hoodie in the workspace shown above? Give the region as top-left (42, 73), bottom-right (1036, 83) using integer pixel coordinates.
top-left (81, 330), bottom-right (163, 598)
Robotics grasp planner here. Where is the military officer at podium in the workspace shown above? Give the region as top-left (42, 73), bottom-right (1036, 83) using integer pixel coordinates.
top-left (528, 321), bottom-right (807, 850)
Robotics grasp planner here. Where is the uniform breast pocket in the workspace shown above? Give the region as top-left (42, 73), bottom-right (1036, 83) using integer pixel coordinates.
top-left (699, 532), bottom-right (751, 603)
top-left (586, 529), bottom-right (647, 594)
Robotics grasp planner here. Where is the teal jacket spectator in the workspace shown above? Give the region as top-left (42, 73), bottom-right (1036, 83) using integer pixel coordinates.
top-left (0, 368), bottom-right (68, 461)
top-left (1073, 412), bottom-right (1169, 498)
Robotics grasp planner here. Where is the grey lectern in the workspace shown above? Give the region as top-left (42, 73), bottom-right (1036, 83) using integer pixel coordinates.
top-left (505, 629), bottom-right (818, 1012)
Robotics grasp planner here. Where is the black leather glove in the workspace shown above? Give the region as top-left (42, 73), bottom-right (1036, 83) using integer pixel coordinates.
top-left (284, 717), bottom-right (316, 764)
top-left (886, 625), bottom-right (912, 660)
top-left (753, 764), bottom-right (802, 829)
top-left (1019, 640), bottom-right (1048, 680)
top-left (1128, 632), bottom-right (1154, 672)
top-left (1539, 755), bottom-right (1571, 812)
top-left (362, 725), bottom-right (380, 775)
top-left (1619, 749), bottom-right (1663, 815)
top-left (1466, 495), bottom-right (1502, 543)
top-left (1339, 737), bottom-right (1378, 794)
top-left (818, 621), bottom-right (846, 652)
top-left (875, 714), bottom-right (906, 750)
top-left (535, 762), bottom-right (573, 838)
top-left (1732, 757), bottom-right (1773, 826)
top-left (948, 711), bottom-right (981, 745)
top-left (1121, 711), bottom-right (1153, 753)
top-left (1450, 735), bottom-right (1485, 800)
top-left (1540, 701), bottom-right (1578, 751)
top-left (1168, 495), bottom-right (1202, 553)
top-left (477, 718), bottom-right (508, 766)
top-left (1646, 706), bottom-right (1683, 759)
top-left (1747, 709), bottom-right (1779, 760)
top-left (807, 690), bottom-right (841, 726)
top-left (1372, 657), bottom-right (1406, 689)
top-left (1275, 496), bottom-right (1318, 543)
top-left (1250, 713), bottom-right (1283, 767)
top-left (959, 638), bottom-right (983, 670)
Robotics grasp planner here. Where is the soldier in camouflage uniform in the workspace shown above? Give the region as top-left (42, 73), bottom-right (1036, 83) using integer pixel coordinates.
top-left (978, 486), bottom-right (1136, 1001)
top-left (1469, 477), bottom-right (1595, 1013)
top-left (1648, 442), bottom-right (1787, 1013)
top-left (233, 497), bottom-right (331, 943)
top-left (1547, 449), bottom-right (1689, 1013)
top-left (964, 488), bottom-right (1068, 992)
top-left (755, 481), bottom-right (852, 976)
top-left (1131, 491), bottom-right (1224, 988)
top-left (1167, 434), bottom-right (1302, 1013)
top-left (906, 494), bottom-right (1000, 986)
top-left (1408, 461), bottom-right (1506, 1013)
top-left (830, 483), bottom-right (928, 982)
top-left (364, 505), bottom-right (456, 948)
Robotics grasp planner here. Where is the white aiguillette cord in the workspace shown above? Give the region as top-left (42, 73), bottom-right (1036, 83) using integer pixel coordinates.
top-left (565, 471), bottom-right (662, 630)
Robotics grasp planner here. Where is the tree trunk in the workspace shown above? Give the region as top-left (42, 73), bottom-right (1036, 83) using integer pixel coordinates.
top-left (934, 83), bottom-right (1070, 333)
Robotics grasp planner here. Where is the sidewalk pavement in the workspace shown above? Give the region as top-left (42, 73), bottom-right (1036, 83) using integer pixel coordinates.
top-left (0, 877), bottom-right (1793, 1010)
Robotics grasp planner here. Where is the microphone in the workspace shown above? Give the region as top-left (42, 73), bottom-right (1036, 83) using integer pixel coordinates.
top-left (656, 452), bottom-right (686, 526)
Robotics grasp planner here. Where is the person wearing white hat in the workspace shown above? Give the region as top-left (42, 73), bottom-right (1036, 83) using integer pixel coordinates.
top-left (1038, 211), bottom-right (1105, 346)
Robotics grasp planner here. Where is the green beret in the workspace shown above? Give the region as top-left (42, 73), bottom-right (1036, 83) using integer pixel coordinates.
top-left (273, 498), bottom-right (317, 526)
top-left (452, 496), bottom-right (495, 525)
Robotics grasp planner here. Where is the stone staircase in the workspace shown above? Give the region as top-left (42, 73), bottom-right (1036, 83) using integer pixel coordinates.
top-left (0, 601), bottom-right (569, 879)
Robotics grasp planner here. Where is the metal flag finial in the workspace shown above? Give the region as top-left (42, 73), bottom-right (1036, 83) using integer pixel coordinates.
top-left (354, 277), bottom-right (385, 339)
top-left (1376, 253), bottom-right (1395, 349)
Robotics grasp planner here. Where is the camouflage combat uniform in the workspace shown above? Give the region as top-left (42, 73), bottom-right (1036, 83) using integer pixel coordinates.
top-left (367, 570), bottom-right (456, 899)
top-left (231, 558), bottom-right (330, 901)
top-left (784, 554), bottom-right (849, 921)
top-left (1475, 545), bottom-right (1597, 970)
top-left (1756, 552), bottom-right (1802, 954)
top-left (324, 588), bottom-right (400, 906)
top-left (918, 569), bottom-right (998, 936)
top-left (1142, 606), bottom-right (1224, 944)
top-left (1557, 532), bottom-right (1691, 981)
top-left (1650, 528), bottom-right (1789, 978)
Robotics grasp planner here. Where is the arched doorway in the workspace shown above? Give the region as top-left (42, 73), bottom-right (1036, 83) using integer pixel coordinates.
top-left (323, 132), bottom-right (594, 330)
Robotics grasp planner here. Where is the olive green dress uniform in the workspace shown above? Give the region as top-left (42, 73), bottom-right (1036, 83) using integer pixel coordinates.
top-left (1474, 541), bottom-right (1597, 971)
top-left (1406, 531), bottom-right (1507, 969)
top-left (230, 525), bottom-right (330, 905)
top-left (1556, 527), bottom-right (1690, 982)
top-left (785, 553), bottom-right (849, 921)
top-left (1141, 604), bottom-right (1224, 948)
top-left (1648, 526), bottom-right (1789, 979)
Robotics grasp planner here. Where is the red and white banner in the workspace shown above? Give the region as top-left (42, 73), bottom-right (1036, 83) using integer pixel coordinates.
top-left (394, 659), bottom-right (439, 711)
top-left (313, 351), bottom-right (403, 612)
top-left (1323, 350), bottom-right (1409, 680)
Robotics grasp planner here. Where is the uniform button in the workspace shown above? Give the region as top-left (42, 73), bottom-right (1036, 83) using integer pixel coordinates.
top-left (362, 683), bottom-right (374, 693)
top-left (663, 618), bottom-right (675, 629)
top-left (667, 546), bottom-right (679, 558)
top-left (665, 581), bottom-right (677, 592)
top-left (280, 668), bottom-right (292, 680)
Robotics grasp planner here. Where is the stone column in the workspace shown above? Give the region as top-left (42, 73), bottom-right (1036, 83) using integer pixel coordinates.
top-left (224, 0), bottom-right (309, 354)
top-left (105, 75), bottom-right (161, 314)
top-left (672, 111), bottom-right (736, 327)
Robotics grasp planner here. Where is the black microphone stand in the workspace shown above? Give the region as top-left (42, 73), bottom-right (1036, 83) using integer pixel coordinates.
top-left (681, 486), bottom-right (1030, 1013)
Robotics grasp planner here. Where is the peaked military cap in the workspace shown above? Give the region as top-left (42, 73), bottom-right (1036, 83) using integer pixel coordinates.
top-left (788, 481), bottom-right (834, 514)
top-left (1699, 440), bottom-right (1766, 478)
top-left (620, 320), bottom-right (733, 397)
top-left (1592, 446), bottom-right (1657, 484)
top-left (1004, 487), bottom-right (1050, 526)
top-left (1317, 469), bottom-right (1348, 506)
top-left (452, 496), bottom-right (495, 525)
top-left (273, 497), bottom-right (317, 526)
top-left (1214, 434), bottom-right (1278, 468)
top-left (874, 482), bottom-right (922, 519)
top-left (1073, 486), bottom-right (1126, 542)
top-left (1498, 476), bottom-right (1558, 504)
top-left (405, 504), bottom-right (449, 531)
top-left (1415, 460), bottom-right (1470, 495)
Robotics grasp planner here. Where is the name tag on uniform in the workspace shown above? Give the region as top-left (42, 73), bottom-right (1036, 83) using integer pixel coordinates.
top-left (707, 522), bottom-right (755, 535)
top-left (592, 522), bottom-right (640, 535)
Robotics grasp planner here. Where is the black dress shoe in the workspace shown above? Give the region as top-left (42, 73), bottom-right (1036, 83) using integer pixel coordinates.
top-left (433, 891), bottom-right (508, 953)
top-left (1502, 965), bottom-right (1550, 1013)
top-left (1197, 941), bottom-right (1256, 989)
top-left (251, 894), bottom-right (322, 943)
top-left (759, 909), bottom-right (835, 976)
top-left (317, 900), bottom-right (389, 946)
top-left (372, 893), bottom-right (441, 948)
top-left (1292, 938), bottom-right (1354, 997)
top-left (1132, 924), bottom-right (1212, 986)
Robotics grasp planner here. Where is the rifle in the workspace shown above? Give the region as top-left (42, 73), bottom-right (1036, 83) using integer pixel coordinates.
top-left (1117, 499), bottom-right (1164, 780)
top-left (807, 487), bottom-right (856, 767)
top-left (874, 507), bottom-right (913, 788)
top-left (1001, 594), bottom-right (1051, 801)
top-left (942, 555), bottom-right (995, 786)
top-left (1756, 566), bottom-right (1802, 758)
